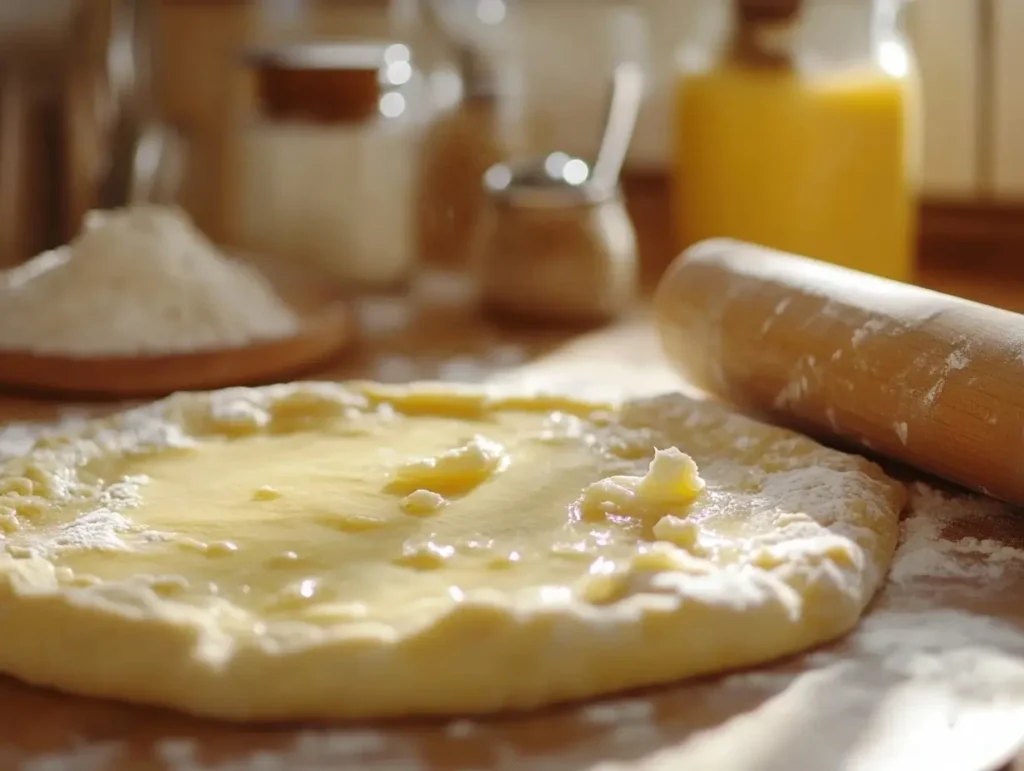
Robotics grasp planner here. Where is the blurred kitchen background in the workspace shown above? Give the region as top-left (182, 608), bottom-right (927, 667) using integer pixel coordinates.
top-left (1, 0), bottom-right (1019, 297)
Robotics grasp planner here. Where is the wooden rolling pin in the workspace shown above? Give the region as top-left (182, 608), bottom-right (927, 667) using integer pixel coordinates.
top-left (654, 238), bottom-right (1024, 504)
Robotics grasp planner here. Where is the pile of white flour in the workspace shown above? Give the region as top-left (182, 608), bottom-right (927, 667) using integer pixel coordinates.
top-left (0, 206), bottom-right (300, 356)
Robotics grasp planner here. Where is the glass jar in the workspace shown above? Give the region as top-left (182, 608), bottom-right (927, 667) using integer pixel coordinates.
top-left (232, 0), bottom-right (440, 293)
top-left (474, 157), bottom-right (639, 326)
top-left (236, 39), bottom-right (428, 292)
top-left (671, 0), bottom-right (921, 282)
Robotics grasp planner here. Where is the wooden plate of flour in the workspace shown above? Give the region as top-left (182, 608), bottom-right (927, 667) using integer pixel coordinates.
top-left (0, 256), bottom-right (358, 400)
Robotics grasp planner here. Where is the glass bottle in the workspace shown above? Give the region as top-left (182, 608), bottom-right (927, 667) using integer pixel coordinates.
top-left (671, 0), bottom-right (921, 282)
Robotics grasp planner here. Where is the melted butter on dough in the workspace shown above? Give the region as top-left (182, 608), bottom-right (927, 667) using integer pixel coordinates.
top-left (577, 446), bottom-right (705, 524)
top-left (386, 435), bottom-right (508, 498)
top-left (0, 382), bottom-right (904, 721)
top-left (48, 413), bottom-right (630, 621)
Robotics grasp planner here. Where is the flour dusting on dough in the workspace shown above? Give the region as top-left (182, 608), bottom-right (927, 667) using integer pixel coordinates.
top-left (3, 404), bottom-right (1024, 771)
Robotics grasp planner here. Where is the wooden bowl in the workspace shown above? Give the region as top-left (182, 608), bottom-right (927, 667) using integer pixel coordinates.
top-left (0, 255), bottom-right (358, 400)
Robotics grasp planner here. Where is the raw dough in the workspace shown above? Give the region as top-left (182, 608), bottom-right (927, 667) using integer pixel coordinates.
top-left (0, 382), bottom-right (903, 721)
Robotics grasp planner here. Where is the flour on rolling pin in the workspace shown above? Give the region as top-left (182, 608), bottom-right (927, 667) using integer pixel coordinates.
top-left (655, 240), bottom-right (1024, 503)
top-left (784, 330), bottom-right (975, 453)
top-left (777, 318), bottom-right (971, 431)
top-left (922, 345), bottom-right (972, 407)
top-left (849, 317), bottom-right (890, 348)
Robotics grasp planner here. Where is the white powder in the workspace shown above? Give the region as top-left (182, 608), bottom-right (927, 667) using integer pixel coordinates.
top-left (154, 730), bottom-right (420, 771)
top-left (947, 348), bottom-right (970, 371)
top-left (0, 206), bottom-right (300, 356)
top-left (578, 698), bottom-right (656, 725)
top-left (889, 483), bottom-right (1024, 585)
top-left (17, 741), bottom-right (122, 771)
top-left (445, 720), bottom-right (477, 739)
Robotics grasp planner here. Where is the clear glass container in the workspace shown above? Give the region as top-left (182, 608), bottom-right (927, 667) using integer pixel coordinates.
top-left (232, 0), bottom-right (436, 293)
top-left (671, 0), bottom-right (921, 282)
top-left (474, 157), bottom-right (639, 326)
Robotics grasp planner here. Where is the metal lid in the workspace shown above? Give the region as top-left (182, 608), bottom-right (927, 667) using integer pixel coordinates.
top-left (483, 154), bottom-right (618, 209)
top-left (455, 45), bottom-right (501, 100)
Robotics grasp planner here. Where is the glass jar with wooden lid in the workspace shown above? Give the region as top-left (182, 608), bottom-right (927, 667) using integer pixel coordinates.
top-left (238, 38), bottom-right (428, 292)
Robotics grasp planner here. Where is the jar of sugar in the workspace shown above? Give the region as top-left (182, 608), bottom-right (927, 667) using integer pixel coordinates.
top-left (238, 40), bottom-right (427, 293)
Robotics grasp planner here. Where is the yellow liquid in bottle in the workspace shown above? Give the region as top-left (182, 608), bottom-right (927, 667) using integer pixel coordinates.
top-left (672, 61), bottom-right (919, 282)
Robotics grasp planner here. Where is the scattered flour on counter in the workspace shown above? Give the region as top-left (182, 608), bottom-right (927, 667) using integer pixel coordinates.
top-left (155, 730), bottom-right (419, 771)
top-left (888, 483), bottom-right (1024, 585)
top-left (0, 206), bottom-right (299, 356)
top-left (156, 700), bottom-right (661, 770)
top-left (445, 719), bottom-right (478, 739)
top-left (578, 698), bottom-right (656, 726)
top-left (17, 741), bottom-right (123, 771)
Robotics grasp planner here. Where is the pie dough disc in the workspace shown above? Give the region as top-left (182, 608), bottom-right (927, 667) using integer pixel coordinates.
top-left (0, 382), bottom-right (904, 721)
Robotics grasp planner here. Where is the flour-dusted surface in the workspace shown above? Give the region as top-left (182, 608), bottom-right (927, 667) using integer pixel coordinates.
top-left (891, 483), bottom-right (1024, 586)
top-left (1, 391), bottom-right (1024, 771)
top-left (0, 206), bottom-right (299, 356)
top-left (1, 312), bottom-right (1023, 770)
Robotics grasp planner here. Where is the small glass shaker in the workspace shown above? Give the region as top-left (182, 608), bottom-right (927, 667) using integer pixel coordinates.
top-left (474, 155), bottom-right (639, 326)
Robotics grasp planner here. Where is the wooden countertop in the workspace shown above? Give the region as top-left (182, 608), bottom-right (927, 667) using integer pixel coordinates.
top-left (1, 257), bottom-right (1022, 422)
top-left (2, 261), bottom-right (1024, 770)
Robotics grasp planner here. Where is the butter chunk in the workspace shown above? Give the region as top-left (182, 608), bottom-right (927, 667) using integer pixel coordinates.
top-left (577, 447), bottom-right (705, 522)
top-left (637, 448), bottom-right (705, 503)
top-left (386, 436), bottom-right (507, 497)
top-left (400, 489), bottom-right (447, 516)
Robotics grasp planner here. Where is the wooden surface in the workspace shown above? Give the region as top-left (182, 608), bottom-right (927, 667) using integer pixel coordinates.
top-left (1, 267), bottom-right (1024, 769)
top-left (656, 240), bottom-right (1024, 504)
top-left (0, 310), bottom-right (352, 399)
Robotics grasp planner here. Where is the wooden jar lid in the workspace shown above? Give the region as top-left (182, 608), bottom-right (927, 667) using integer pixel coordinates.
top-left (246, 41), bottom-right (396, 124)
top-left (735, 0), bottom-right (803, 24)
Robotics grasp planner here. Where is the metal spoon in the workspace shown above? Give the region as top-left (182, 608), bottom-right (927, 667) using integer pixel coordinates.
top-left (128, 122), bottom-right (187, 206)
top-left (589, 60), bottom-right (645, 195)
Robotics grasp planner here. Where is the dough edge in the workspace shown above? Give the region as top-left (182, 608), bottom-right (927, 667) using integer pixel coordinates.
top-left (0, 381), bottom-right (905, 721)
